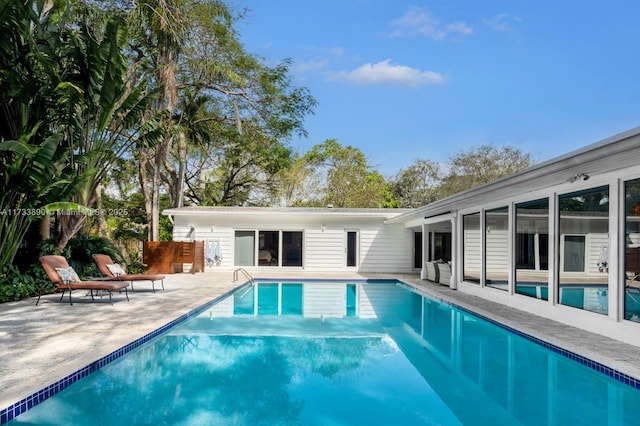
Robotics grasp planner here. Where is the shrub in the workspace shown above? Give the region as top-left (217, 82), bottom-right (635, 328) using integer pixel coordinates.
top-left (0, 264), bottom-right (42, 303)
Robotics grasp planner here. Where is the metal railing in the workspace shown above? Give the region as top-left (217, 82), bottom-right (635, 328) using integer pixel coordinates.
top-left (233, 268), bottom-right (256, 285)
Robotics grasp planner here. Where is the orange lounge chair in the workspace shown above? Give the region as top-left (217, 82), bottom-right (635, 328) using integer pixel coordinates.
top-left (39, 255), bottom-right (130, 305)
top-left (92, 254), bottom-right (165, 292)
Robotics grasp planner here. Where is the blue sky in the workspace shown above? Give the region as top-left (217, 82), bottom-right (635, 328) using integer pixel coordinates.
top-left (238, 1), bottom-right (640, 177)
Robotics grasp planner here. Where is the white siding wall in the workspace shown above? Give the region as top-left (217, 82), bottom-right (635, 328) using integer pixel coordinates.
top-left (170, 214), bottom-right (413, 273)
top-left (586, 233), bottom-right (609, 275)
top-left (486, 230), bottom-right (509, 274)
top-left (464, 229), bottom-right (482, 274)
top-left (359, 225), bottom-right (413, 272)
top-left (304, 229), bottom-right (344, 271)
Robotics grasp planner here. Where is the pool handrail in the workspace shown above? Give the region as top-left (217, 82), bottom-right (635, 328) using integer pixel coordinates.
top-left (233, 268), bottom-right (256, 286)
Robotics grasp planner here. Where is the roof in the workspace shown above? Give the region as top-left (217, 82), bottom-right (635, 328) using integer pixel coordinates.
top-left (163, 206), bottom-right (412, 220)
top-left (387, 125), bottom-right (640, 225)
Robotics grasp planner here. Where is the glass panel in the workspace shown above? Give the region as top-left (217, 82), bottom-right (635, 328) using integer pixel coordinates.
top-left (346, 284), bottom-right (357, 316)
top-left (624, 178), bottom-right (640, 322)
top-left (234, 231), bottom-right (255, 266)
top-left (257, 283), bottom-right (279, 315)
top-left (463, 213), bottom-right (481, 283)
top-left (485, 206), bottom-right (509, 291)
top-left (281, 283), bottom-right (303, 315)
top-left (346, 231), bottom-right (357, 267)
top-left (414, 231), bottom-right (422, 269)
top-left (515, 198), bottom-right (549, 299)
top-left (558, 186), bottom-right (609, 315)
top-left (434, 233), bottom-right (451, 262)
top-left (563, 236), bottom-right (585, 272)
top-left (282, 231), bottom-right (303, 267)
top-left (258, 231), bottom-right (279, 266)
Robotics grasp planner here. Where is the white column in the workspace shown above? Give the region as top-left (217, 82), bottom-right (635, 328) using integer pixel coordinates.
top-left (450, 214), bottom-right (458, 290)
top-left (421, 223), bottom-right (429, 280)
top-left (610, 178), bottom-right (622, 321)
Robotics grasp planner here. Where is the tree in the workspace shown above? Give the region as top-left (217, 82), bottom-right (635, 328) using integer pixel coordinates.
top-left (52, 12), bottom-right (159, 250)
top-left (0, 0), bottom-right (87, 268)
top-left (391, 159), bottom-right (442, 208)
top-left (302, 139), bottom-right (397, 208)
top-left (125, 1), bottom-right (316, 228)
top-left (274, 153), bottom-right (322, 207)
top-left (438, 144), bottom-right (535, 198)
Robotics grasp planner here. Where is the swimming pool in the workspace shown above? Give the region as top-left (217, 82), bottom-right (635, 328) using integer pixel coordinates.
top-left (4, 279), bottom-right (640, 425)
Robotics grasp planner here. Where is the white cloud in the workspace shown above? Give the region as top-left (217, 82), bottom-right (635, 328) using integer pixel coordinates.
top-left (292, 58), bottom-right (330, 74)
top-left (483, 14), bottom-right (521, 32)
top-left (390, 7), bottom-right (472, 40)
top-left (446, 22), bottom-right (473, 36)
top-left (328, 60), bottom-right (445, 88)
top-left (290, 47), bottom-right (346, 76)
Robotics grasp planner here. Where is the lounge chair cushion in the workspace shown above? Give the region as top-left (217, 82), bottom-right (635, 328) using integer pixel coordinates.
top-left (55, 267), bottom-right (81, 283)
top-left (106, 263), bottom-right (126, 276)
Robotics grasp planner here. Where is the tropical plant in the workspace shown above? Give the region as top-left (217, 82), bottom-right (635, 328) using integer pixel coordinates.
top-left (52, 11), bottom-right (161, 250)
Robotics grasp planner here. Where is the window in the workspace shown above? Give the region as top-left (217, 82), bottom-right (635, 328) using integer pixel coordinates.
top-left (414, 231), bottom-right (422, 269)
top-left (259, 231), bottom-right (279, 266)
top-left (234, 230), bottom-right (303, 267)
top-left (346, 231), bottom-right (358, 267)
top-left (558, 186), bottom-right (609, 315)
top-left (433, 233), bottom-right (451, 262)
top-left (463, 213), bottom-right (481, 284)
top-left (485, 206), bottom-right (509, 291)
top-left (282, 231), bottom-right (303, 267)
top-left (515, 198), bottom-right (549, 300)
top-left (624, 178), bottom-right (640, 322)
top-left (234, 231), bottom-right (255, 266)
top-left (562, 235), bottom-right (586, 272)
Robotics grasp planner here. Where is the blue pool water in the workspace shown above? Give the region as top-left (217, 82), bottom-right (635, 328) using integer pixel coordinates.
top-left (6, 279), bottom-right (640, 425)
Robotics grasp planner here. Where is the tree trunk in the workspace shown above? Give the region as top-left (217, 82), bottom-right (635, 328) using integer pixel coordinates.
top-left (150, 139), bottom-right (168, 241)
top-left (96, 182), bottom-right (106, 236)
top-left (138, 148), bottom-right (153, 241)
top-left (55, 214), bottom-right (86, 251)
top-left (176, 131), bottom-right (187, 208)
top-left (40, 215), bottom-right (50, 240)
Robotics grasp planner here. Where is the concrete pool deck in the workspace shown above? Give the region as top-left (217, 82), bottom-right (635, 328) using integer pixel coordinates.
top-left (2, 270), bottom-right (640, 413)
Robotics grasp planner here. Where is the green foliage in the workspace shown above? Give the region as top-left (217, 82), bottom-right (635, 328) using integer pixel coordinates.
top-left (67, 234), bottom-right (124, 278)
top-left (391, 159), bottom-right (442, 208)
top-left (124, 250), bottom-right (147, 275)
top-left (299, 139), bottom-right (398, 208)
top-left (39, 233), bottom-right (124, 279)
top-left (438, 144), bottom-right (535, 198)
top-left (0, 264), bottom-right (42, 303)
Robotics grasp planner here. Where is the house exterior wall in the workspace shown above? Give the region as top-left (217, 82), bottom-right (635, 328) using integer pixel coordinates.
top-left (448, 164), bottom-right (640, 347)
top-left (169, 212), bottom-right (413, 273)
top-left (163, 127), bottom-right (640, 348)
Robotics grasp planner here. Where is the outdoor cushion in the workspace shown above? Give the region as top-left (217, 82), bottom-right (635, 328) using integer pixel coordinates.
top-left (55, 266), bottom-right (80, 283)
top-left (106, 263), bottom-right (126, 276)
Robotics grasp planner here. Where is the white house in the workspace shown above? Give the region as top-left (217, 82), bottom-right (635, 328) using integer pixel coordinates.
top-left (163, 207), bottom-right (414, 273)
top-left (164, 125), bottom-right (640, 347)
